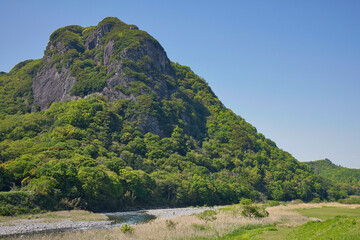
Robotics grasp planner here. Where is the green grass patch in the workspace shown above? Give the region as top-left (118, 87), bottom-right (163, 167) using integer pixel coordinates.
top-left (221, 227), bottom-right (276, 240)
top-left (216, 225), bottom-right (277, 240)
top-left (297, 206), bottom-right (360, 220)
top-left (255, 227), bottom-right (293, 240)
top-left (189, 225), bottom-right (277, 240)
top-left (285, 216), bottom-right (360, 240)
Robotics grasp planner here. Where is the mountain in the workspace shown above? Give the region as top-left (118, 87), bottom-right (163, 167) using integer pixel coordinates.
top-left (305, 159), bottom-right (360, 195)
top-left (0, 17), bottom-right (340, 214)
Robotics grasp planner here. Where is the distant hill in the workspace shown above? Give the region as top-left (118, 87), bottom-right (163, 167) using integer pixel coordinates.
top-left (304, 159), bottom-right (360, 195)
top-left (0, 17), bottom-right (341, 214)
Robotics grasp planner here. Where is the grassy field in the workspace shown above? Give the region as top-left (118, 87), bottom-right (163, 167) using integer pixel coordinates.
top-left (285, 216), bottom-right (360, 240)
top-left (4, 203), bottom-right (360, 240)
top-left (296, 206), bottom-right (360, 220)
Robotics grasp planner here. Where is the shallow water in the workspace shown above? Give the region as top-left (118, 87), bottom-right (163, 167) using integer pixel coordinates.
top-left (105, 211), bottom-right (156, 225)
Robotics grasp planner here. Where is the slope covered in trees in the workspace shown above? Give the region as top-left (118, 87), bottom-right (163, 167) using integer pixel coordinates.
top-left (305, 159), bottom-right (360, 196)
top-left (0, 17), bottom-right (343, 215)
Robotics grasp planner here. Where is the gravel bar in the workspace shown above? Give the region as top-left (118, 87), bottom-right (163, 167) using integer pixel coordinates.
top-left (0, 219), bottom-right (111, 237)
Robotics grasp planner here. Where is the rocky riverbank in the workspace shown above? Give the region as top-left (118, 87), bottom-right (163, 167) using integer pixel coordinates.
top-left (0, 218), bottom-right (111, 237)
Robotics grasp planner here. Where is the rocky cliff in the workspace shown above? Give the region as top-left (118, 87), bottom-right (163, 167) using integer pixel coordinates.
top-left (32, 17), bottom-right (174, 111)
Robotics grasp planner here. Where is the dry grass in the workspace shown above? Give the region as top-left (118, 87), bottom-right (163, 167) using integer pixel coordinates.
top-left (6, 202), bottom-right (360, 240)
top-left (0, 210), bottom-right (107, 226)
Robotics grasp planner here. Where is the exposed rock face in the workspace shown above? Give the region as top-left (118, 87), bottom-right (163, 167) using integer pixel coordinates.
top-left (32, 17), bottom-right (174, 111)
top-left (103, 41), bottom-right (114, 65)
top-left (32, 58), bottom-right (78, 111)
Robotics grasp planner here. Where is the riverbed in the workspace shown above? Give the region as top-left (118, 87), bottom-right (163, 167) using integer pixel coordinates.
top-left (0, 206), bottom-right (214, 237)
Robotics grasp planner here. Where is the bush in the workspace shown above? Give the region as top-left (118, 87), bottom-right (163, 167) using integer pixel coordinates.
top-left (310, 197), bottom-right (322, 203)
top-left (197, 209), bottom-right (217, 223)
top-left (268, 200), bottom-right (280, 207)
top-left (0, 204), bottom-right (15, 216)
top-left (120, 224), bottom-right (134, 234)
top-left (241, 205), bottom-right (269, 218)
top-left (166, 219), bottom-right (177, 229)
top-left (239, 198), bottom-right (253, 205)
top-left (0, 191), bottom-right (39, 216)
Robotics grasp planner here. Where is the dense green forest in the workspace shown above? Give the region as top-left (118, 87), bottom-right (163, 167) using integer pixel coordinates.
top-left (305, 159), bottom-right (360, 196)
top-left (0, 17), bottom-right (347, 215)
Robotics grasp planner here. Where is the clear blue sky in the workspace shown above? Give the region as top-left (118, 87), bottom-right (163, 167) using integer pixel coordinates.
top-left (1, 1), bottom-right (359, 168)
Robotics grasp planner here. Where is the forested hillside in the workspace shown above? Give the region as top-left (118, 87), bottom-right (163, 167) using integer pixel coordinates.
top-left (305, 159), bottom-right (360, 196)
top-left (0, 17), bottom-right (344, 215)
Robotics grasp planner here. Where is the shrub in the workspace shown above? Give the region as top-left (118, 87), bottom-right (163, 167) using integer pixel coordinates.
top-left (197, 209), bottom-right (217, 223)
top-left (0, 204), bottom-right (15, 216)
top-left (0, 191), bottom-right (39, 216)
top-left (310, 197), bottom-right (322, 203)
top-left (166, 219), bottom-right (177, 229)
top-left (239, 198), bottom-right (253, 205)
top-left (120, 224), bottom-right (134, 234)
top-left (241, 205), bottom-right (269, 218)
top-left (268, 200), bottom-right (280, 207)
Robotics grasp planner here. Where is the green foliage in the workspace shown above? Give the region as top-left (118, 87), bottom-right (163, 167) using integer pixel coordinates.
top-left (241, 205), bottom-right (269, 218)
top-left (120, 223), bottom-right (134, 234)
top-left (239, 198), bottom-right (253, 205)
top-left (50, 25), bottom-right (84, 43)
top-left (0, 191), bottom-right (39, 215)
top-left (69, 61), bottom-right (111, 97)
top-left (268, 200), bottom-right (281, 207)
top-left (305, 159), bottom-right (360, 196)
top-left (77, 166), bottom-right (123, 211)
top-left (0, 59), bottom-right (42, 115)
